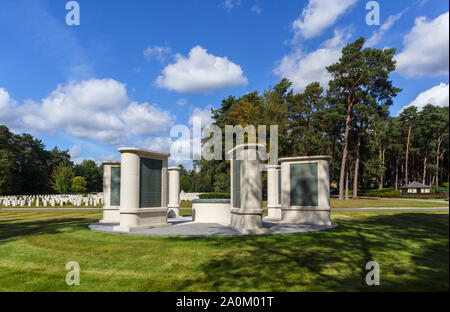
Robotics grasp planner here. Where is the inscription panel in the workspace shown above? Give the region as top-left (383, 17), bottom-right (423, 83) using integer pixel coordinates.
top-left (110, 167), bottom-right (121, 206)
top-left (140, 158), bottom-right (162, 208)
top-left (290, 163), bottom-right (318, 207)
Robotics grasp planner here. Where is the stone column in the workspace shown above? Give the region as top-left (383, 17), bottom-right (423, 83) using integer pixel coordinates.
top-left (100, 161), bottom-right (121, 223)
top-left (168, 167), bottom-right (181, 218)
top-left (266, 165), bottom-right (281, 220)
top-left (280, 156), bottom-right (331, 226)
top-left (228, 144), bottom-right (267, 235)
top-left (113, 147), bottom-right (171, 233)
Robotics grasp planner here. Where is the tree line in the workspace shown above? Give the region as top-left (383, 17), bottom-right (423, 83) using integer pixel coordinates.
top-left (0, 125), bottom-right (103, 195)
top-left (180, 38), bottom-right (449, 199)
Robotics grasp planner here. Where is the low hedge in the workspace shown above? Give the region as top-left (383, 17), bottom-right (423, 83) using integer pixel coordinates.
top-left (360, 188), bottom-right (401, 198)
top-left (199, 193), bottom-right (231, 199)
top-left (360, 187), bottom-right (448, 199)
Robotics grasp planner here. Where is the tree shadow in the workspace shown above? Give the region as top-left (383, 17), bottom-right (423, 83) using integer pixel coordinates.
top-left (0, 217), bottom-right (95, 245)
top-left (159, 213), bottom-right (448, 291)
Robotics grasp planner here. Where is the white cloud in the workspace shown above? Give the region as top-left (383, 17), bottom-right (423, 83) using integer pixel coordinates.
top-left (275, 29), bottom-right (351, 92)
top-left (0, 88), bottom-right (21, 129)
top-left (138, 136), bottom-right (192, 167)
top-left (292, 0), bottom-right (357, 40)
top-left (176, 99), bottom-right (187, 106)
top-left (251, 5), bottom-right (262, 15)
top-left (222, 0), bottom-right (241, 11)
top-left (188, 106), bottom-right (214, 128)
top-left (365, 10), bottom-right (406, 47)
top-left (122, 101), bottom-right (175, 136)
top-left (143, 137), bottom-right (174, 154)
top-left (402, 83), bottom-right (449, 112)
top-left (21, 79), bottom-right (129, 145)
top-left (69, 145), bottom-right (86, 164)
top-left (0, 88), bottom-right (14, 119)
top-left (97, 154), bottom-right (121, 164)
top-left (416, 0), bottom-right (428, 8)
top-left (1, 79), bottom-right (174, 146)
top-left (143, 45), bottom-right (172, 63)
top-left (156, 46), bottom-right (248, 94)
top-left (69, 145), bottom-right (82, 158)
top-left (395, 12), bottom-right (449, 77)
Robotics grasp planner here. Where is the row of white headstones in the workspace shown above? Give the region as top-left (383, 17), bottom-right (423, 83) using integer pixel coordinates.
top-left (0, 194), bottom-right (103, 207)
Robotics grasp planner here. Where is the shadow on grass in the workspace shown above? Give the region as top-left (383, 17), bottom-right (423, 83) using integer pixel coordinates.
top-left (161, 213), bottom-right (449, 292)
top-left (0, 217), bottom-right (95, 245)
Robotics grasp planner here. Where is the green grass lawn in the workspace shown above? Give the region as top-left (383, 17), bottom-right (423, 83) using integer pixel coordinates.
top-left (329, 198), bottom-right (448, 208)
top-left (0, 210), bottom-right (448, 291)
top-left (180, 198), bottom-right (448, 210)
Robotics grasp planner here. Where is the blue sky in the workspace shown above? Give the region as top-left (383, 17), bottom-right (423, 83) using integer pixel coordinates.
top-left (0, 0), bottom-right (448, 166)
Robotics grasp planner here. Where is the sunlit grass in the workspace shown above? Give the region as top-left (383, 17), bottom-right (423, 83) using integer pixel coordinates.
top-left (0, 210), bottom-right (447, 291)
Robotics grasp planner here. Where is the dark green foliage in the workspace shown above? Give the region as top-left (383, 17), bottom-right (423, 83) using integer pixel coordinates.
top-left (51, 164), bottom-right (74, 194)
top-left (359, 187), bottom-right (447, 199)
top-left (0, 125), bottom-right (104, 195)
top-left (0, 125), bottom-right (74, 195)
top-left (71, 176), bottom-right (87, 193)
top-left (74, 160), bottom-right (103, 192)
top-left (359, 188), bottom-right (402, 198)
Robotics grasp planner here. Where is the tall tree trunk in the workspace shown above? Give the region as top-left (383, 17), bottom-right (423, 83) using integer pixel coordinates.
top-left (379, 148), bottom-right (385, 189)
top-left (330, 140), bottom-right (336, 180)
top-left (378, 148), bottom-right (382, 189)
top-left (405, 125), bottom-right (412, 184)
top-left (401, 161), bottom-right (404, 186)
top-left (345, 159), bottom-right (349, 200)
top-left (395, 158), bottom-right (399, 190)
top-left (390, 158), bottom-right (394, 188)
top-left (422, 157), bottom-right (428, 185)
top-left (353, 125), bottom-right (362, 199)
top-left (436, 134), bottom-right (442, 186)
top-left (339, 103), bottom-right (353, 200)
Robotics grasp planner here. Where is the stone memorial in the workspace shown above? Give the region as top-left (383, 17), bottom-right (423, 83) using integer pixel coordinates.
top-left (168, 167), bottom-right (181, 218)
top-left (266, 165), bottom-right (281, 220)
top-left (100, 161), bottom-right (121, 223)
top-left (228, 144), bottom-right (267, 234)
top-left (279, 156), bottom-right (331, 226)
top-left (192, 199), bottom-right (231, 224)
top-left (113, 148), bottom-right (170, 233)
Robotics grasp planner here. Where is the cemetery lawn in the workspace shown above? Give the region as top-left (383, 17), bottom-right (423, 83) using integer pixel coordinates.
top-left (0, 210), bottom-right (447, 292)
top-left (179, 198), bottom-right (447, 211)
top-left (329, 198), bottom-right (448, 208)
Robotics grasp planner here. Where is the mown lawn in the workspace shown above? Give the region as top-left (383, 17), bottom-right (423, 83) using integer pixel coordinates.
top-left (329, 198), bottom-right (448, 208)
top-left (181, 198), bottom-right (448, 210)
top-left (0, 210), bottom-right (448, 292)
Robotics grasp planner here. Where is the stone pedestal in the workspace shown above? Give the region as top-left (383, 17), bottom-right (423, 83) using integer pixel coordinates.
top-left (228, 144), bottom-right (267, 235)
top-left (100, 161), bottom-right (121, 223)
top-left (266, 165), bottom-right (281, 220)
top-left (192, 199), bottom-right (231, 224)
top-left (168, 167), bottom-right (181, 218)
top-left (280, 156), bottom-right (331, 226)
top-left (113, 148), bottom-right (170, 233)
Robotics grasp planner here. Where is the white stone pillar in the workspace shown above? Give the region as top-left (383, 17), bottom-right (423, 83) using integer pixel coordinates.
top-left (113, 148), bottom-right (170, 233)
top-left (280, 156), bottom-right (331, 226)
top-left (228, 144), bottom-right (267, 235)
top-left (266, 165), bottom-right (281, 220)
top-left (100, 161), bottom-right (121, 224)
top-left (168, 167), bottom-right (181, 218)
